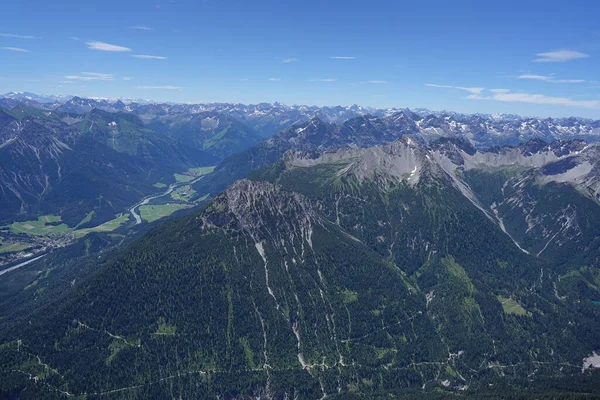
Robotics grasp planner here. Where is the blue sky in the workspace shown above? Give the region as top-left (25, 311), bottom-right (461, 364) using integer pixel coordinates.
top-left (1, 0), bottom-right (600, 118)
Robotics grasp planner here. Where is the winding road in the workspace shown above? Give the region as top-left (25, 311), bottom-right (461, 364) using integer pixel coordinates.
top-left (0, 254), bottom-right (47, 277)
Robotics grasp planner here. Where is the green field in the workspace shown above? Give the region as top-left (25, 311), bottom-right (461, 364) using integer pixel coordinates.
top-left (7, 215), bottom-right (71, 236)
top-left (497, 296), bottom-right (531, 316)
top-left (188, 166), bottom-right (216, 175)
top-left (4, 213), bottom-right (130, 239)
top-left (174, 166), bottom-right (215, 182)
top-left (0, 242), bottom-right (31, 254)
top-left (153, 182), bottom-right (168, 188)
top-left (171, 185), bottom-right (196, 202)
top-left (75, 211), bottom-right (95, 229)
top-left (139, 204), bottom-right (191, 222)
top-left (174, 173), bottom-right (195, 183)
top-left (74, 214), bottom-right (130, 238)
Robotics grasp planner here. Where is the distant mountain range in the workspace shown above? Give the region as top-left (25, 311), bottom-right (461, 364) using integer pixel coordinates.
top-left (3, 92), bottom-right (600, 142)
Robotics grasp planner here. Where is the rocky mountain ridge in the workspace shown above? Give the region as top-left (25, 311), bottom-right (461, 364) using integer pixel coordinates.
top-left (3, 93), bottom-right (600, 145)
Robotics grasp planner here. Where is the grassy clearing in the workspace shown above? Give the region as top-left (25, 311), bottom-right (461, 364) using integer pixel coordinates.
top-left (341, 289), bottom-right (359, 304)
top-left (74, 214), bottom-right (130, 238)
top-left (174, 166), bottom-right (215, 182)
top-left (139, 204), bottom-right (191, 222)
top-left (497, 296), bottom-right (531, 316)
top-left (171, 185), bottom-right (196, 202)
top-left (7, 215), bottom-right (70, 236)
top-left (174, 173), bottom-right (195, 183)
top-left (75, 211), bottom-right (95, 229)
top-left (153, 182), bottom-right (168, 188)
top-left (153, 317), bottom-right (176, 336)
top-left (188, 166), bottom-right (216, 176)
top-left (0, 242), bottom-right (30, 254)
top-left (5, 213), bottom-right (130, 239)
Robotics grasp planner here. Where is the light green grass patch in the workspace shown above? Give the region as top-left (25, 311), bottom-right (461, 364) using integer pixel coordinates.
top-left (497, 296), bottom-right (531, 316)
top-left (153, 317), bottom-right (176, 336)
top-left (174, 173), bottom-right (195, 183)
top-left (173, 166), bottom-right (216, 182)
top-left (0, 242), bottom-right (30, 254)
top-left (153, 182), bottom-right (168, 188)
top-left (75, 211), bottom-right (95, 229)
top-left (171, 185), bottom-right (196, 202)
top-left (341, 288), bottom-right (358, 304)
top-left (139, 204), bottom-right (191, 222)
top-left (74, 214), bottom-right (130, 238)
top-left (188, 166), bottom-right (215, 176)
top-left (8, 215), bottom-right (70, 236)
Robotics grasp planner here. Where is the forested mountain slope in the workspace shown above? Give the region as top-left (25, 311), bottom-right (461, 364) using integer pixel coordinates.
top-left (1, 137), bottom-right (599, 399)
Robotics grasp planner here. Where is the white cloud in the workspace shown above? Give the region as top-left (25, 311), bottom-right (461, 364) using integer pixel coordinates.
top-left (518, 74), bottom-right (584, 83)
top-left (331, 56), bottom-right (356, 60)
top-left (0, 33), bottom-right (40, 39)
top-left (425, 83), bottom-right (484, 94)
top-left (368, 80), bottom-right (387, 84)
top-left (132, 54), bottom-right (167, 59)
top-left (282, 58), bottom-right (298, 63)
top-left (428, 82), bottom-right (600, 109)
top-left (86, 41), bottom-right (132, 52)
top-left (533, 50), bottom-right (589, 63)
top-left (123, 77), bottom-right (133, 81)
top-left (82, 72), bottom-right (113, 78)
top-left (2, 47), bottom-right (30, 53)
top-left (467, 90), bottom-right (600, 109)
top-left (71, 37), bottom-right (81, 41)
top-left (268, 78), bottom-right (282, 81)
top-left (311, 78), bottom-right (337, 82)
top-left (130, 26), bottom-right (153, 31)
top-left (136, 85), bottom-right (182, 90)
top-left (65, 72), bottom-right (115, 81)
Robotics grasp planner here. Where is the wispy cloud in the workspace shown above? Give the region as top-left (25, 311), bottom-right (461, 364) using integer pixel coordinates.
top-left (130, 26), bottom-right (153, 31)
top-left (65, 72), bottom-right (115, 81)
top-left (431, 82), bottom-right (600, 109)
top-left (425, 83), bottom-right (484, 94)
top-left (2, 47), bottom-right (30, 53)
top-left (71, 37), bottom-right (81, 41)
top-left (122, 77), bottom-right (133, 81)
top-left (136, 85), bottom-right (182, 90)
top-left (86, 41), bottom-right (132, 52)
top-left (0, 33), bottom-right (40, 39)
top-left (268, 78), bottom-right (282, 81)
top-left (368, 80), bottom-right (387, 84)
top-left (331, 56), bottom-right (356, 60)
top-left (282, 58), bottom-right (298, 63)
top-left (518, 74), bottom-right (584, 83)
top-left (311, 78), bottom-right (337, 82)
top-left (132, 54), bottom-right (167, 60)
top-left (533, 50), bottom-right (589, 63)
top-left (468, 90), bottom-right (600, 109)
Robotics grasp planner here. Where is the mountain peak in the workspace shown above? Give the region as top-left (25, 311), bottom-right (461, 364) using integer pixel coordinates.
top-left (200, 179), bottom-right (319, 244)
